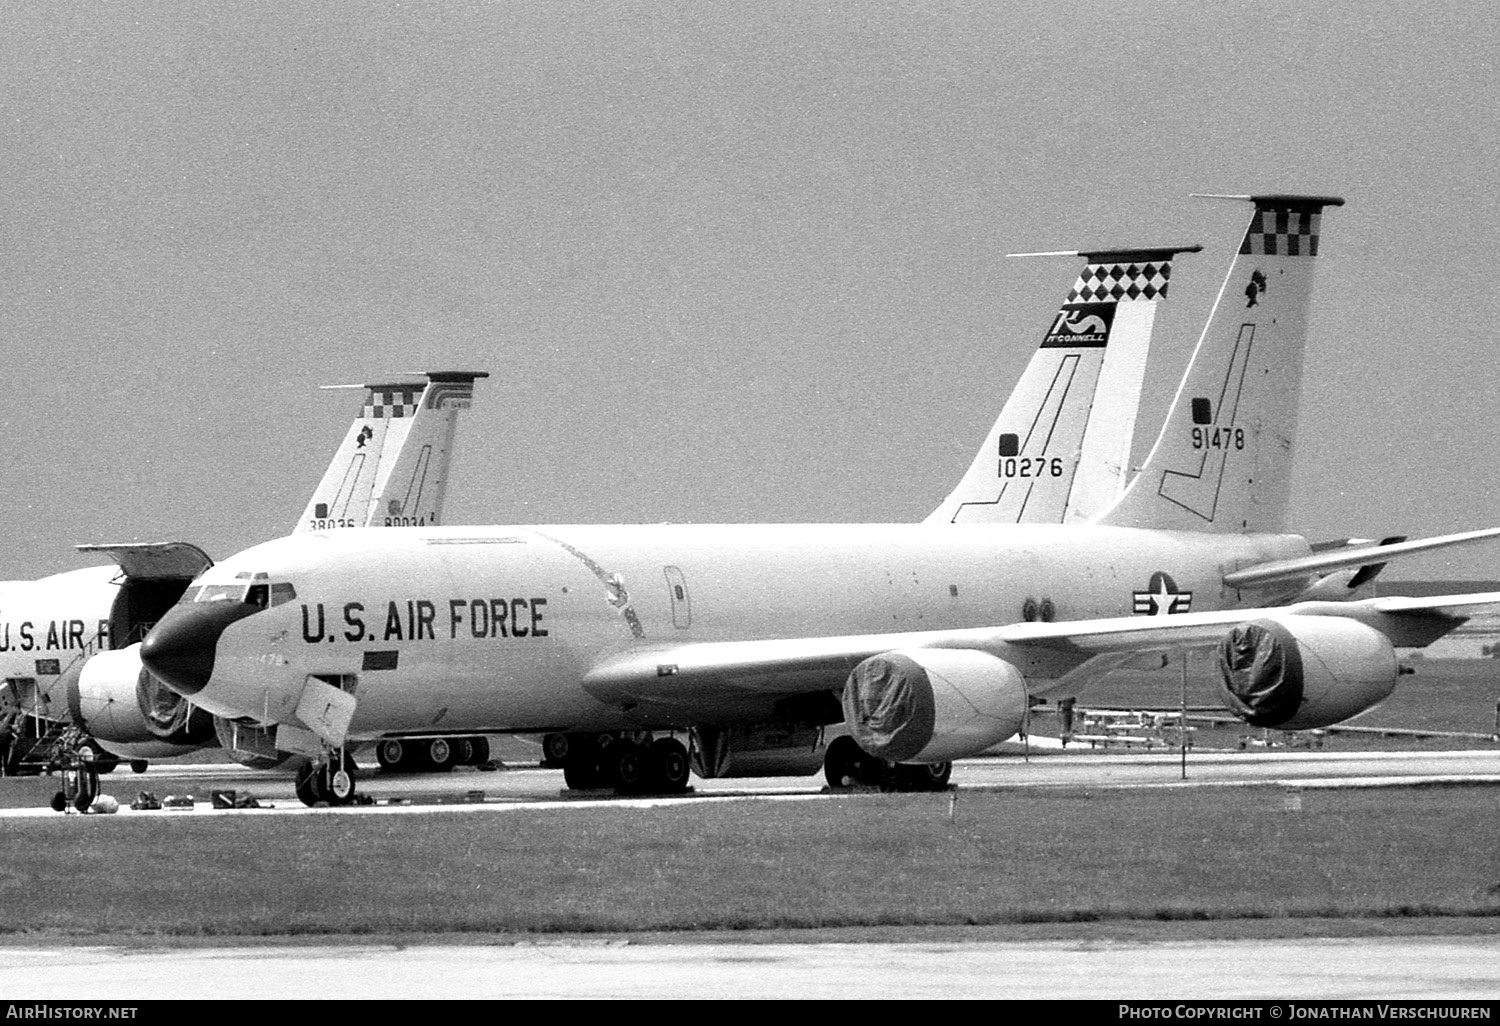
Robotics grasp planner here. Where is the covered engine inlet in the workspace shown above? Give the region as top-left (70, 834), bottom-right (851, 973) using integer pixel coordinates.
top-left (1218, 615), bottom-right (1400, 730)
top-left (70, 644), bottom-right (215, 755)
top-left (842, 648), bottom-right (1028, 763)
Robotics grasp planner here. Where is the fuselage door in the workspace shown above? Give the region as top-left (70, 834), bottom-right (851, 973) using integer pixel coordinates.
top-left (663, 566), bottom-right (692, 630)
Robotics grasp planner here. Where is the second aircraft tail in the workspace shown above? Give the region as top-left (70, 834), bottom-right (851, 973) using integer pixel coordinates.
top-left (927, 245), bottom-right (1199, 525)
top-left (296, 370), bottom-right (487, 533)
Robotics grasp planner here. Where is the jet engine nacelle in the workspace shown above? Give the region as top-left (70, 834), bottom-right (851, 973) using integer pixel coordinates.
top-left (1218, 614), bottom-right (1399, 730)
top-left (69, 645), bottom-right (217, 757)
top-left (842, 648), bottom-right (1028, 763)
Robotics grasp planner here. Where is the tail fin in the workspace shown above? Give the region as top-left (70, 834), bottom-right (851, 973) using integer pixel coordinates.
top-left (927, 246), bottom-right (1199, 525)
top-left (295, 370), bottom-right (487, 532)
top-left (1096, 195), bottom-right (1343, 533)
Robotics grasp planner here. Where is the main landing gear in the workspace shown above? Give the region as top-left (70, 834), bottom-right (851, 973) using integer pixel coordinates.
top-left (294, 748), bottom-right (359, 806)
top-left (821, 735), bottom-right (952, 792)
top-left (552, 732), bottom-right (691, 795)
top-left (374, 736), bottom-right (491, 774)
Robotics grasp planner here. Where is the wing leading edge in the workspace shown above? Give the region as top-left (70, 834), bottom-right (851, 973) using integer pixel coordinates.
top-left (581, 591), bottom-right (1500, 714)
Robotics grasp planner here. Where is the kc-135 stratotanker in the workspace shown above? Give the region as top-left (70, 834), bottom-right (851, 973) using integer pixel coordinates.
top-left (0, 372), bottom-right (485, 800)
top-left (138, 195), bottom-right (1500, 806)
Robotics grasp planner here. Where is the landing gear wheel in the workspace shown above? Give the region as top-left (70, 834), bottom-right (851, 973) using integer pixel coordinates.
top-left (456, 736), bottom-right (490, 766)
top-left (328, 762), bottom-right (357, 803)
top-left (294, 759), bottom-right (323, 806)
top-left (824, 735), bottom-right (879, 789)
top-left (427, 738), bottom-right (456, 772)
top-left (294, 751), bottom-right (359, 807)
top-left (130, 760), bottom-right (149, 774)
top-left (376, 739), bottom-right (409, 773)
top-left (542, 733), bottom-right (570, 767)
top-left (891, 761), bottom-right (952, 792)
top-left (561, 735), bottom-right (608, 791)
top-left (648, 737), bottom-right (691, 794)
top-left (70, 764), bottom-right (100, 813)
top-left (609, 741), bottom-right (647, 794)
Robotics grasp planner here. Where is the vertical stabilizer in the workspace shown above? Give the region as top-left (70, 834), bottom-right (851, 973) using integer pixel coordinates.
top-left (927, 246), bottom-right (1199, 525)
top-left (1096, 196), bottom-right (1342, 534)
top-left (295, 371), bottom-right (487, 532)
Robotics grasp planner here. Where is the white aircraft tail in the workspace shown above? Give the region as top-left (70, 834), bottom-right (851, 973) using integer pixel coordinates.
top-left (1096, 196), bottom-right (1343, 534)
top-left (295, 371), bottom-right (487, 532)
top-left (927, 245), bottom-right (1199, 525)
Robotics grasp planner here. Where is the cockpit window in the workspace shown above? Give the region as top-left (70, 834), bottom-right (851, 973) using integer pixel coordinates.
top-left (186, 580), bottom-right (294, 610)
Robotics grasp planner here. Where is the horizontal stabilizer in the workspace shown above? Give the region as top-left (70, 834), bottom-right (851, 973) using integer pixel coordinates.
top-left (1221, 527), bottom-right (1500, 589)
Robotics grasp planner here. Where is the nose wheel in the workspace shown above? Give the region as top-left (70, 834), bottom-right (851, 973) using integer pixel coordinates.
top-left (294, 749), bottom-right (359, 806)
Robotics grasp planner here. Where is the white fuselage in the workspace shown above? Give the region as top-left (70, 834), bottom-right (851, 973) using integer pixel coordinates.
top-left (0, 566), bottom-right (118, 718)
top-left (186, 523), bottom-right (1310, 738)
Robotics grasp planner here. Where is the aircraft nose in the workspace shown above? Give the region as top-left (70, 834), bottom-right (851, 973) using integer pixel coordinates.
top-left (141, 602), bottom-right (259, 697)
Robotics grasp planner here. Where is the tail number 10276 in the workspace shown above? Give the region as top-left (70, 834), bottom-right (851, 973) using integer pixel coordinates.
top-left (998, 456), bottom-right (1064, 479)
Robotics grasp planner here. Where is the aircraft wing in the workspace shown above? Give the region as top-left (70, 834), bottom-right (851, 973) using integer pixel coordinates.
top-left (1222, 527), bottom-right (1500, 589)
top-left (581, 591), bottom-right (1500, 709)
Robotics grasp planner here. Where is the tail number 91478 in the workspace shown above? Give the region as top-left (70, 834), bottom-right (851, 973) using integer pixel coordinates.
top-left (1191, 426), bottom-right (1245, 451)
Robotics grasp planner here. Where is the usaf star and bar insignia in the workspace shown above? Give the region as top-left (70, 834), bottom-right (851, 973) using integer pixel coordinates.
top-left (1132, 571), bottom-right (1193, 616)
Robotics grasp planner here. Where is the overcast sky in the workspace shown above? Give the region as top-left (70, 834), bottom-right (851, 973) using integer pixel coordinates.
top-left (2, 1), bottom-right (1497, 582)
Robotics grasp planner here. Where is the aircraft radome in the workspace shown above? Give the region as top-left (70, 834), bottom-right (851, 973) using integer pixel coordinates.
top-left (0, 372), bottom-right (484, 801)
top-left (139, 195), bottom-right (1500, 807)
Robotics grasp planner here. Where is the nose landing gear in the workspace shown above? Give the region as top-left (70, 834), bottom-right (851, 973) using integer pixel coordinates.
top-left (294, 748), bottom-right (359, 806)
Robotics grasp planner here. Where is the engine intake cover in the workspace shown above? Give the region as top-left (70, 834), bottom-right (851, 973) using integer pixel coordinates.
top-left (843, 648), bottom-right (1027, 763)
top-left (1218, 615), bottom-right (1399, 730)
top-left (71, 645), bottom-right (215, 749)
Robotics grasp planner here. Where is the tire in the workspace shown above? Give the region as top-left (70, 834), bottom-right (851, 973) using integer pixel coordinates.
top-left (823, 735), bottom-right (865, 788)
top-left (130, 760), bottom-right (149, 774)
top-left (376, 739), bottom-right (407, 772)
top-left (610, 742), bottom-right (647, 794)
top-left (71, 765), bottom-right (100, 813)
top-left (892, 761), bottom-right (952, 792)
top-left (649, 738), bottom-right (690, 794)
top-left (294, 759), bottom-right (324, 806)
top-left (328, 764), bottom-right (356, 804)
top-left (561, 735), bottom-right (606, 790)
top-left (462, 736), bottom-right (490, 765)
top-left (427, 738), bottom-right (456, 772)
top-left (542, 733), bottom-right (570, 766)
